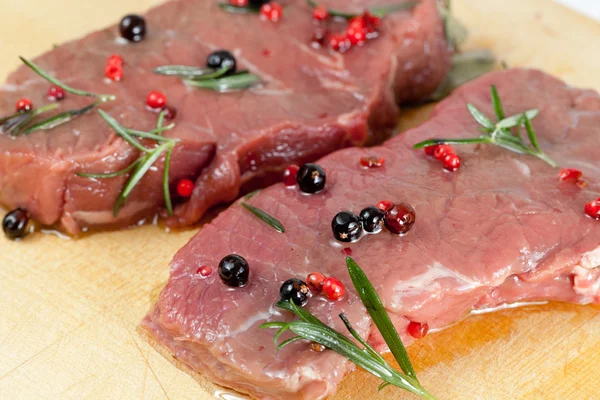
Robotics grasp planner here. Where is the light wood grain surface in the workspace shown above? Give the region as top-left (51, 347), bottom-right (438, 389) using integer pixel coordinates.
top-left (1, 1), bottom-right (599, 399)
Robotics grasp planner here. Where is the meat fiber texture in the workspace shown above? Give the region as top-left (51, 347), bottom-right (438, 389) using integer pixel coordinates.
top-left (0, 0), bottom-right (451, 234)
top-left (142, 69), bottom-right (600, 399)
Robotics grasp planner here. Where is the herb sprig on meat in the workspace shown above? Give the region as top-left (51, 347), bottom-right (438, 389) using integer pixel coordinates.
top-left (413, 85), bottom-right (557, 167)
top-left (261, 257), bottom-right (437, 399)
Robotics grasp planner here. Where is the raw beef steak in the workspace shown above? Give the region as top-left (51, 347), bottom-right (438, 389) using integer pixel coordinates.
top-left (142, 69), bottom-right (600, 399)
top-left (0, 0), bottom-right (451, 234)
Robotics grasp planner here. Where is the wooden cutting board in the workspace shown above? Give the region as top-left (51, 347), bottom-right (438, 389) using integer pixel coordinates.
top-left (1, 1), bottom-right (599, 399)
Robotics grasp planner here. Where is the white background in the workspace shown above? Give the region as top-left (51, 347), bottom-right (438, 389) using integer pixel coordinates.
top-left (555, 0), bottom-right (600, 21)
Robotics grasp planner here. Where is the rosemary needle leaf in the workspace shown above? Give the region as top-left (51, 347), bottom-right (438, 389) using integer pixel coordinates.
top-left (346, 256), bottom-right (417, 381)
top-left (98, 109), bottom-right (151, 153)
top-left (126, 124), bottom-right (176, 142)
top-left (490, 85), bottom-right (505, 120)
top-left (286, 322), bottom-right (434, 399)
top-left (244, 190), bottom-right (261, 201)
top-left (20, 56), bottom-right (115, 102)
top-left (217, 2), bottom-right (261, 13)
top-left (305, 0), bottom-right (417, 19)
top-left (241, 202), bottom-right (285, 233)
top-left (378, 382), bottom-right (392, 392)
top-left (4, 103), bottom-right (59, 135)
top-left (153, 65), bottom-right (230, 80)
top-left (156, 110), bottom-right (165, 130)
top-left (495, 109), bottom-right (538, 130)
top-left (22, 102), bottom-right (97, 135)
top-left (76, 160), bottom-right (140, 179)
top-left (524, 113), bottom-right (540, 152)
top-left (163, 145), bottom-right (174, 216)
top-left (466, 104), bottom-right (495, 130)
top-left (277, 336), bottom-right (303, 349)
top-left (121, 141), bottom-right (172, 200)
top-left (413, 136), bottom-right (490, 149)
top-left (339, 313), bottom-right (387, 365)
top-left (185, 72), bottom-right (261, 92)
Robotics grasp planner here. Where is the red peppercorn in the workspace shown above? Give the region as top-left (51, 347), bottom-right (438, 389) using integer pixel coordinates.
top-left (161, 106), bottom-right (177, 121)
top-left (347, 24), bottom-right (367, 46)
top-left (107, 54), bottom-right (124, 67)
top-left (559, 168), bottom-right (583, 182)
top-left (433, 144), bottom-right (454, 161)
top-left (443, 153), bottom-right (461, 171)
top-left (328, 34), bottom-right (351, 52)
top-left (323, 277), bottom-right (345, 300)
top-left (407, 321), bottom-right (429, 339)
top-left (15, 98), bottom-right (32, 113)
top-left (424, 145), bottom-right (438, 156)
top-left (177, 179), bottom-right (195, 197)
top-left (197, 265), bottom-right (213, 277)
top-left (105, 63), bottom-right (123, 81)
top-left (313, 5), bottom-right (329, 21)
top-left (147, 91), bottom-right (167, 109)
top-left (283, 164), bottom-right (300, 186)
top-left (341, 247), bottom-right (353, 256)
top-left (229, 0), bottom-right (248, 6)
top-left (363, 11), bottom-right (381, 35)
top-left (360, 156), bottom-right (385, 168)
top-left (376, 200), bottom-right (394, 212)
top-left (306, 272), bottom-right (327, 293)
top-left (584, 200), bottom-right (600, 220)
top-left (348, 16), bottom-right (366, 31)
top-left (384, 203), bottom-right (416, 235)
top-left (260, 2), bottom-right (283, 22)
top-left (47, 85), bottom-right (65, 101)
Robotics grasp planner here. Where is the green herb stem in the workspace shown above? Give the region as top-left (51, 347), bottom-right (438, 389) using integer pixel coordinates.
top-left (305, 0), bottom-right (417, 19)
top-left (22, 102), bottom-right (97, 135)
top-left (241, 202), bottom-right (285, 233)
top-left (184, 72), bottom-right (261, 92)
top-left (262, 259), bottom-right (437, 399)
top-left (20, 56), bottom-right (116, 102)
top-left (413, 87), bottom-right (556, 167)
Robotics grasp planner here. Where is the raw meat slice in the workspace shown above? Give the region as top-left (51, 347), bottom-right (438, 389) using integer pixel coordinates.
top-left (0, 0), bottom-right (451, 234)
top-left (142, 69), bottom-right (600, 399)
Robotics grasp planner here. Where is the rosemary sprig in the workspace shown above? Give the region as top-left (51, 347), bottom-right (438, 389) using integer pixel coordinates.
top-left (77, 111), bottom-right (179, 217)
top-left (261, 257), bottom-right (436, 399)
top-left (20, 57), bottom-right (116, 102)
top-left (305, 0), bottom-right (417, 19)
top-left (184, 72), bottom-right (261, 92)
top-left (22, 102), bottom-right (98, 135)
top-left (153, 65), bottom-right (230, 80)
top-left (414, 85), bottom-right (557, 167)
top-left (241, 202), bottom-right (285, 233)
top-left (1, 104), bottom-right (59, 135)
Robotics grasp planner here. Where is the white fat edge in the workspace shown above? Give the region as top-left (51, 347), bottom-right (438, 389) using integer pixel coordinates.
top-left (292, 39), bottom-right (345, 70)
top-left (40, 229), bottom-right (71, 240)
top-left (337, 110), bottom-right (363, 128)
top-left (0, 83), bottom-right (20, 92)
top-left (232, 48), bottom-right (283, 88)
top-left (214, 390), bottom-right (247, 400)
top-left (513, 159), bottom-right (531, 177)
top-left (114, 37), bottom-right (129, 45)
top-left (393, 262), bottom-right (482, 295)
top-left (578, 246), bottom-right (600, 269)
top-left (470, 301), bottom-right (548, 315)
top-left (573, 266), bottom-right (600, 299)
top-left (226, 311), bottom-right (273, 337)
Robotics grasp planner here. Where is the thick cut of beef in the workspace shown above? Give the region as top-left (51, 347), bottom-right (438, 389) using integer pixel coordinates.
top-left (142, 69), bottom-right (600, 399)
top-left (0, 0), bottom-right (451, 234)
